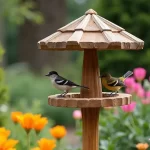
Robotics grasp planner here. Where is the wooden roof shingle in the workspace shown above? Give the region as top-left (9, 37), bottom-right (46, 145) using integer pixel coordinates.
top-left (38, 9), bottom-right (144, 50)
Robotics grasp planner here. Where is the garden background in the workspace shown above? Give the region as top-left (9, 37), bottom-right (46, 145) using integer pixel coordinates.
top-left (0, 0), bottom-right (150, 150)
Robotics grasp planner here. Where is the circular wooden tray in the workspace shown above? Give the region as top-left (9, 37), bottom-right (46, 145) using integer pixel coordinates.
top-left (48, 92), bottom-right (131, 108)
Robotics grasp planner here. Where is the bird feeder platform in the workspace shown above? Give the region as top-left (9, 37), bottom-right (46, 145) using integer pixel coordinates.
top-left (48, 92), bottom-right (131, 108)
top-left (38, 9), bottom-right (144, 150)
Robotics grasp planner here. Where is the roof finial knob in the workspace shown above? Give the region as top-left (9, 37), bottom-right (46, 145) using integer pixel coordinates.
top-left (85, 9), bottom-right (97, 15)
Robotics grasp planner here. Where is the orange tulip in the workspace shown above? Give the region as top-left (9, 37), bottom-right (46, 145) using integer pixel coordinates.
top-left (136, 143), bottom-right (149, 150)
top-left (0, 127), bottom-right (10, 139)
top-left (0, 136), bottom-right (18, 150)
top-left (11, 111), bottom-right (23, 124)
top-left (38, 138), bottom-right (56, 150)
top-left (18, 113), bottom-right (34, 133)
top-left (33, 115), bottom-right (48, 133)
top-left (50, 125), bottom-right (67, 140)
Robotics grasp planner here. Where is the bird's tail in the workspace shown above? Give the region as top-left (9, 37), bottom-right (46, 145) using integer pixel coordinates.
top-left (77, 85), bottom-right (89, 89)
top-left (123, 71), bottom-right (133, 79)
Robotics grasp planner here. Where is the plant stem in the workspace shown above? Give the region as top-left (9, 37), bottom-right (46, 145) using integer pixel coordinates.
top-left (130, 113), bottom-right (136, 128)
top-left (57, 139), bottom-right (61, 150)
top-left (35, 131), bottom-right (40, 141)
top-left (27, 132), bottom-right (30, 150)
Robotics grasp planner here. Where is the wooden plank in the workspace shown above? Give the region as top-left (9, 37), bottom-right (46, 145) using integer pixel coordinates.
top-left (102, 31), bottom-right (114, 42)
top-left (58, 15), bottom-right (85, 32)
top-left (38, 32), bottom-right (61, 45)
top-left (123, 42), bottom-right (144, 50)
top-left (80, 32), bottom-right (108, 49)
top-left (48, 92), bottom-right (131, 108)
top-left (47, 32), bottom-right (72, 48)
top-left (50, 32), bottom-right (72, 42)
top-left (67, 30), bottom-right (83, 45)
top-left (92, 14), bottom-right (111, 31)
top-left (98, 15), bottom-right (125, 31)
top-left (107, 32), bottom-right (140, 49)
top-left (120, 31), bottom-right (144, 49)
top-left (39, 44), bottom-right (140, 50)
top-left (84, 18), bottom-right (100, 31)
top-left (102, 31), bottom-right (122, 50)
top-left (75, 14), bottom-right (91, 30)
top-left (121, 42), bottom-right (138, 49)
top-left (48, 42), bottom-right (67, 49)
top-left (57, 99), bottom-right (66, 107)
top-left (120, 31), bottom-right (144, 43)
top-left (112, 32), bottom-right (132, 42)
top-left (66, 99), bottom-right (77, 107)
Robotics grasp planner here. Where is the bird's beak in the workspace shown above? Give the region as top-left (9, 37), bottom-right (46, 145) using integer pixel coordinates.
top-left (45, 74), bottom-right (49, 76)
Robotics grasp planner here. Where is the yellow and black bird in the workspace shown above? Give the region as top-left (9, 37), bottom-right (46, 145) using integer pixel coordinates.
top-left (100, 71), bottom-right (133, 95)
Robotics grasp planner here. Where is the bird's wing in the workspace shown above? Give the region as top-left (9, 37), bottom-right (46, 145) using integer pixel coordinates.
top-left (55, 76), bottom-right (78, 86)
top-left (107, 77), bottom-right (125, 87)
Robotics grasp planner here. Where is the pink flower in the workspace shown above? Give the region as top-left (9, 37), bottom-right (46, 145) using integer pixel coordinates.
top-left (125, 88), bottom-right (133, 94)
top-left (146, 91), bottom-right (150, 98)
top-left (124, 77), bottom-right (135, 88)
top-left (141, 99), bottom-right (150, 105)
top-left (134, 68), bottom-right (146, 81)
top-left (121, 102), bottom-right (136, 112)
top-left (137, 88), bottom-right (145, 98)
top-left (73, 110), bottom-right (82, 119)
top-left (132, 83), bottom-right (142, 93)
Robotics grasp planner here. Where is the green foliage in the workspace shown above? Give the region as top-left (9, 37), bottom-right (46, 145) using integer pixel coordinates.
top-left (67, 0), bottom-right (92, 22)
top-left (6, 63), bottom-right (81, 126)
top-left (72, 77), bottom-right (150, 150)
top-left (93, 0), bottom-right (150, 76)
top-left (0, 44), bottom-right (9, 125)
top-left (0, 0), bottom-right (44, 25)
top-left (100, 104), bottom-right (150, 150)
top-left (0, 0), bottom-right (44, 65)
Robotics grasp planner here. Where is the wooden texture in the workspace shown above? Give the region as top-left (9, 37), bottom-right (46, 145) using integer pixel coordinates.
top-left (48, 92), bottom-right (132, 107)
top-left (85, 9), bottom-right (97, 15)
top-left (75, 14), bottom-right (91, 30)
top-left (58, 15), bottom-right (85, 32)
top-left (40, 8), bottom-right (140, 150)
top-left (92, 15), bottom-right (111, 31)
top-left (81, 50), bottom-right (101, 150)
top-left (80, 50), bottom-right (101, 98)
top-left (38, 9), bottom-right (144, 50)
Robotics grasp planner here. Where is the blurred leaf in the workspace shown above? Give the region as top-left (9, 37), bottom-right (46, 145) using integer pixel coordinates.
top-left (0, 0), bottom-right (44, 25)
top-left (143, 79), bottom-right (150, 90)
top-left (0, 44), bottom-right (5, 61)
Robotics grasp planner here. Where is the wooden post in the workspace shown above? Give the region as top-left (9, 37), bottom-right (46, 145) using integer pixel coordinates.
top-left (81, 49), bottom-right (102, 150)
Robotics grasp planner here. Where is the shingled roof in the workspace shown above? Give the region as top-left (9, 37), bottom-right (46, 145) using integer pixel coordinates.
top-left (38, 9), bottom-right (144, 50)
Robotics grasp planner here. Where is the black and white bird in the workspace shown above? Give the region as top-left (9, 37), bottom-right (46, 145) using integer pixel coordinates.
top-left (45, 71), bottom-right (89, 97)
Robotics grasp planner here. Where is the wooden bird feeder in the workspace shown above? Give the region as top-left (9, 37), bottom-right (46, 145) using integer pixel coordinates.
top-left (38, 9), bottom-right (144, 150)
